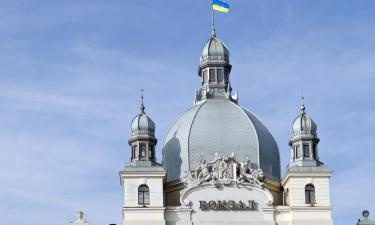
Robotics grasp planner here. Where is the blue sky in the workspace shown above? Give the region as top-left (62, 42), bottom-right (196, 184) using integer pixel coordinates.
top-left (0, 1), bottom-right (374, 225)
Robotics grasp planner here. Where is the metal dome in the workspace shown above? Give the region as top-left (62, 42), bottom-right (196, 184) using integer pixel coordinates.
top-left (162, 99), bottom-right (281, 182)
top-left (200, 36), bottom-right (230, 63)
top-left (131, 113), bottom-right (155, 136)
top-left (292, 100), bottom-right (317, 136)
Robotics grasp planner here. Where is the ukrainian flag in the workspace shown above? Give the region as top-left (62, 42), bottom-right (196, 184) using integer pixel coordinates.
top-left (212, 0), bottom-right (230, 13)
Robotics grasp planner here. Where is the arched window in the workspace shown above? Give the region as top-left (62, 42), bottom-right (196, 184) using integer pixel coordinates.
top-left (138, 185), bottom-right (150, 205)
top-left (305, 184), bottom-right (316, 204)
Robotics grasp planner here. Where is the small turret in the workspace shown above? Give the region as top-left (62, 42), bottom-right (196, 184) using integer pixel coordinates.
top-left (128, 91), bottom-right (158, 165)
top-left (288, 97), bottom-right (322, 167)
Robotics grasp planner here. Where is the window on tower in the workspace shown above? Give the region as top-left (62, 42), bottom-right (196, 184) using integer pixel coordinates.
top-left (149, 146), bottom-right (153, 159)
top-left (224, 70), bottom-right (229, 83)
top-left (138, 185), bottom-right (150, 205)
top-left (140, 144), bottom-right (146, 158)
top-left (134, 145), bottom-right (138, 159)
top-left (209, 69), bottom-right (216, 82)
top-left (305, 184), bottom-right (316, 204)
top-left (296, 145), bottom-right (301, 158)
top-left (217, 69), bottom-right (224, 82)
top-left (313, 144), bottom-right (317, 159)
top-left (203, 70), bottom-right (208, 83)
top-left (303, 144), bottom-right (310, 157)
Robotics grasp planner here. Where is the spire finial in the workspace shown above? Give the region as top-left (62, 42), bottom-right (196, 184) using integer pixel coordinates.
top-left (211, 9), bottom-right (216, 37)
top-left (300, 96), bottom-right (305, 113)
top-left (140, 89), bottom-right (145, 114)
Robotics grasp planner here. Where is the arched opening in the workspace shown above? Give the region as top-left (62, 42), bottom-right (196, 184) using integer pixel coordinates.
top-left (305, 184), bottom-right (316, 204)
top-left (138, 185), bottom-right (150, 205)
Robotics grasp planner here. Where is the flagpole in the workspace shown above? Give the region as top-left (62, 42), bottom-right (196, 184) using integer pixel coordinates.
top-left (211, 6), bottom-right (216, 37)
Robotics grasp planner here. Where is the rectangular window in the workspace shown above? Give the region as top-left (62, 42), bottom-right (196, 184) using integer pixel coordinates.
top-left (310, 191), bottom-right (316, 204)
top-left (313, 144), bottom-right (317, 158)
top-left (296, 146), bottom-right (301, 158)
top-left (217, 69), bottom-right (224, 82)
top-left (209, 69), bottom-right (216, 82)
top-left (203, 70), bottom-right (208, 83)
top-left (303, 145), bottom-right (310, 157)
top-left (305, 190), bottom-right (311, 203)
top-left (141, 144), bottom-right (146, 157)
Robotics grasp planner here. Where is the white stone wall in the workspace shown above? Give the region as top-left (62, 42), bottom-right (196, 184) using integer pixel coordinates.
top-left (276, 206), bottom-right (333, 225)
top-left (279, 170), bottom-right (333, 225)
top-left (123, 177), bottom-right (164, 207)
top-left (123, 208), bottom-right (166, 225)
top-left (120, 171), bottom-right (166, 225)
top-left (283, 176), bottom-right (331, 207)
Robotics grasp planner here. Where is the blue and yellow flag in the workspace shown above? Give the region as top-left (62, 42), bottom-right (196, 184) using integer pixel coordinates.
top-left (212, 0), bottom-right (230, 13)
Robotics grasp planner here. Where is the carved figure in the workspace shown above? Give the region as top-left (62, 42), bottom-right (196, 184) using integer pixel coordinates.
top-left (71, 211), bottom-right (88, 224)
top-left (252, 169), bottom-right (265, 186)
top-left (183, 153), bottom-right (265, 188)
top-left (196, 159), bottom-right (212, 183)
top-left (76, 211), bottom-right (84, 222)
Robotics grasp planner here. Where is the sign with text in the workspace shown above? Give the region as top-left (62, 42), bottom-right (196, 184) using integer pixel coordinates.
top-left (199, 200), bottom-right (257, 211)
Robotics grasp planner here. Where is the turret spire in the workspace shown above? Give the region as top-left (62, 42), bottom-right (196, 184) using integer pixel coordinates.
top-left (300, 96), bottom-right (305, 114)
top-left (140, 89), bottom-right (145, 114)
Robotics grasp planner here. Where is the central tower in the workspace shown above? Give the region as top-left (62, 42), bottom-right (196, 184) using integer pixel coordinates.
top-left (162, 30), bottom-right (281, 182)
top-left (195, 31), bottom-right (235, 103)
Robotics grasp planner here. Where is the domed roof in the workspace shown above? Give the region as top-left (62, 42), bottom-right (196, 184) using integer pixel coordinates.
top-left (200, 36), bottom-right (230, 63)
top-left (292, 101), bottom-right (317, 136)
top-left (131, 113), bottom-right (155, 136)
top-left (162, 99), bottom-right (281, 182)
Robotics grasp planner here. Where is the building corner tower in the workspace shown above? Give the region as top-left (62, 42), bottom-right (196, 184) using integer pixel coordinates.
top-left (119, 96), bottom-right (166, 225)
top-left (279, 98), bottom-right (333, 225)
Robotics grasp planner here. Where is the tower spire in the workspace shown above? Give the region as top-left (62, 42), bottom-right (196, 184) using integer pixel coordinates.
top-left (300, 96), bottom-right (305, 114)
top-left (140, 89), bottom-right (145, 114)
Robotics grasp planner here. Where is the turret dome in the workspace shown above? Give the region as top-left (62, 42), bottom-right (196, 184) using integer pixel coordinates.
top-left (131, 113), bottom-right (155, 136)
top-left (200, 36), bottom-right (230, 63)
top-left (292, 98), bottom-right (317, 136)
top-left (130, 95), bottom-right (155, 136)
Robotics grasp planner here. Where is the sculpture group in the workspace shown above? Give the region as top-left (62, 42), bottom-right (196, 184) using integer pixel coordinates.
top-left (183, 153), bottom-right (265, 188)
